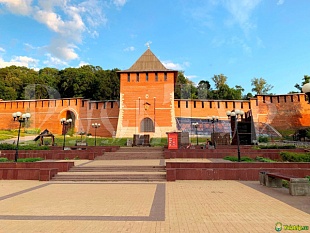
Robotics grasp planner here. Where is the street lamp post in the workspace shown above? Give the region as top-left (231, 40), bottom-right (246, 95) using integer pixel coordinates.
top-left (226, 109), bottom-right (244, 162)
top-left (192, 122), bottom-right (199, 145)
top-left (302, 83), bottom-right (310, 104)
top-left (12, 112), bottom-right (31, 162)
top-left (91, 123), bottom-right (101, 146)
top-left (60, 118), bottom-right (72, 150)
top-left (207, 116), bottom-right (219, 148)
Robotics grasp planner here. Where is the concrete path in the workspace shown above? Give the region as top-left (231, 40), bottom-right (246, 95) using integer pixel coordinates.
top-left (0, 135), bottom-right (36, 144)
top-left (0, 179), bottom-right (309, 232)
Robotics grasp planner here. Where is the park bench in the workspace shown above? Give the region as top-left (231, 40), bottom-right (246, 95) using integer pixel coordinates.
top-left (260, 171), bottom-right (310, 196)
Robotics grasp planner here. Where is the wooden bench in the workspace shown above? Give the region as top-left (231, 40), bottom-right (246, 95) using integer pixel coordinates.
top-left (261, 172), bottom-right (310, 196)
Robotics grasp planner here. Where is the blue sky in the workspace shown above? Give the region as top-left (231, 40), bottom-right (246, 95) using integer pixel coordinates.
top-left (0, 0), bottom-right (309, 95)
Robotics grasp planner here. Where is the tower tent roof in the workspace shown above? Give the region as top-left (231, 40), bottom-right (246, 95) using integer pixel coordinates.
top-left (121, 48), bottom-right (175, 72)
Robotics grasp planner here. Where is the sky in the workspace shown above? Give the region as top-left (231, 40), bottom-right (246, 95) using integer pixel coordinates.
top-left (0, 0), bottom-right (309, 95)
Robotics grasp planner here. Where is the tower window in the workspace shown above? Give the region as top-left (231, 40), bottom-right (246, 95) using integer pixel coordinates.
top-left (146, 73), bottom-right (149, 81)
top-left (127, 73), bottom-right (130, 82)
top-left (136, 73), bottom-right (139, 82)
top-left (155, 73), bottom-right (158, 82)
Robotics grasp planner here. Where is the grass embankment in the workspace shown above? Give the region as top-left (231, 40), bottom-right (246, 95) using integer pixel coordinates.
top-left (223, 156), bottom-right (276, 162)
top-left (0, 157), bottom-right (43, 162)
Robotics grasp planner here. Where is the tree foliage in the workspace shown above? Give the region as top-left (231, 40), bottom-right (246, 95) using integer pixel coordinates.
top-left (0, 65), bottom-right (120, 101)
top-left (251, 77), bottom-right (273, 95)
top-left (294, 75), bottom-right (310, 92)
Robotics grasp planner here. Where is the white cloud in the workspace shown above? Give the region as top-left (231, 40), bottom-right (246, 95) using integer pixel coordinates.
top-left (186, 75), bottom-right (197, 80)
top-left (0, 0), bottom-right (33, 15)
top-left (0, 47), bottom-right (5, 53)
top-left (78, 61), bottom-right (89, 67)
top-left (113, 0), bottom-right (127, 7)
top-left (124, 46), bottom-right (135, 52)
top-left (0, 56), bottom-right (38, 68)
top-left (48, 39), bottom-right (79, 61)
top-left (222, 0), bottom-right (262, 32)
top-left (162, 61), bottom-right (183, 70)
top-left (43, 53), bottom-right (68, 67)
top-left (229, 36), bottom-right (252, 55)
top-left (0, 0), bottom-right (116, 64)
top-left (277, 0), bottom-right (284, 5)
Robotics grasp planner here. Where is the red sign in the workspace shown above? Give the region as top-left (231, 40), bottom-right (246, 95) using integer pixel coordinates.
top-left (168, 133), bottom-right (178, 149)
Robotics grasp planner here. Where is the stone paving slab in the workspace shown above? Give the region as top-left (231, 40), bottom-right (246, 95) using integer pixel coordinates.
top-left (0, 180), bottom-right (309, 232)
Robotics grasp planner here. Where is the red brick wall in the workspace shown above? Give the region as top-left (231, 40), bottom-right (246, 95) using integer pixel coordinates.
top-left (0, 93), bottom-right (309, 138)
top-left (0, 98), bottom-right (119, 137)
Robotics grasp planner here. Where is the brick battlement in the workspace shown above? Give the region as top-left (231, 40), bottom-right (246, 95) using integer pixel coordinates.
top-left (0, 93), bottom-right (309, 137)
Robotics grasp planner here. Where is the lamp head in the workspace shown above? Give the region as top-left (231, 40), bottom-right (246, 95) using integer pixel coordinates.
top-left (302, 83), bottom-right (310, 104)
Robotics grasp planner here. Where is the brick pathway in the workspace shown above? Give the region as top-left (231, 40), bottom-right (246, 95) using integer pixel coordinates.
top-left (0, 179), bottom-right (309, 232)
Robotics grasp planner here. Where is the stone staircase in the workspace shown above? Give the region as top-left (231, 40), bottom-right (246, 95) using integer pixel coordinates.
top-left (95, 147), bottom-right (165, 160)
top-left (52, 147), bottom-right (166, 182)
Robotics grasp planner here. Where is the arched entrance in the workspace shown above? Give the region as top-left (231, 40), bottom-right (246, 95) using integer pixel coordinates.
top-left (140, 117), bottom-right (154, 132)
top-left (60, 110), bottom-right (76, 135)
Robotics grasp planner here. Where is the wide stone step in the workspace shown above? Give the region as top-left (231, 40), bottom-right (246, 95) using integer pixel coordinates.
top-left (117, 147), bottom-right (164, 152)
top-left (96, 152), bottom-right (164, 160)
top-left (70, 166), bottom-right (166, 172)
top-left (52, 173), bottom-right (166, 182)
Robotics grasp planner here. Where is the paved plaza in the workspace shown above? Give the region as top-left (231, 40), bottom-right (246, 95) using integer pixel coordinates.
top-left (0, 177), bottom-right (309, 233)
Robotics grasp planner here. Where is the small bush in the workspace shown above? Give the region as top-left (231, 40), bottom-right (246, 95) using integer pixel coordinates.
top-left (0, 157), bottom-right (9, 162)
top-left (306, 176), bottom-right (310, 182)
top-left (223, 156), bottom-right (254, 162)
top-left (255, 156), bottom-right (276, 162)
top-left (258, 145), bottom-right (296, 149)
top-left (17, 158), bottom-right (44, 162)
top-left (258, 136), bottom-right (269, 143)
top-left (279, 152), bottom-right (310, 162)
top-left (282, 180), bottom-right (289, 188)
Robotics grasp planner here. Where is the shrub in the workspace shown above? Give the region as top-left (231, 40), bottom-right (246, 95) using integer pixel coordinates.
top-left (0, 157), bottom-right (9, 162)
top-left (255, 156), bottom-right (276, 162)
top-left (282, 180), bottom-right (289, 188)
top-left (258, 145), bottom-right (296, 149)
top-left (223, 156), bottom-right (254, 162)
top-left (17, 158), bottom-right (44, 162)
top-left (279, 152), bottom-right (310, 162)
top-left (258, 136), bottom-right (269, 143)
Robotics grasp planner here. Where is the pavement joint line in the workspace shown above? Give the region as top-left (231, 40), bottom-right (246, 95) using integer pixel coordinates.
top-left (0, 182), bottom-right (166, 222)
top-left (0, 183), bottom-right (50, 201)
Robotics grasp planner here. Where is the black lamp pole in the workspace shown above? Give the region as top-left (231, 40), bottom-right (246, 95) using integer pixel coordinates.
top-left (61, 118), bottom-right (72, 150)
top-left (192, 122), bottom-right (199, 145)
top-left (12, 112), bottom-right (31, 162)
top-left (92, 123), bottom-right (101, 146)
top-left (207, 116), bottom-right (219, 148)
top-left (226, 110), bottom-right (244, 162)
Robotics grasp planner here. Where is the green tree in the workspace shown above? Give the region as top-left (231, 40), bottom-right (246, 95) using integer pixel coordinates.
top-left (212, 74), bottom-right (227, 89)
top-left (197, 80), bottom-right (212, 99)
top-left (294, 75), bottom-right (310, 92)
top-left (251, 77), bottom-right (273, 95)
top-left (174, 71), bottom-right (197, 99)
